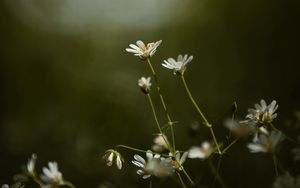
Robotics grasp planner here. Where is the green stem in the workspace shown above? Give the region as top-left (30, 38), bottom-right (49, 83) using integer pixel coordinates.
top-left (147, 58), bottom-right (176, 153)
top-left (270, 123), bottom-right (297, 144)
top-left (208, 159), bottom-right (227, 188)
top-left (149, 181), bottom-right (152, 188)
top-left (31, 173), bottom-right (44, 187)
top-left (212, 155), bottom-right (223, 188)
top-left (147, 94), bottom-right (172, 151)
top-left (177, 172), bottom-right (187, 188)
top-left (63, 181), bottom-right (76, 188)
top-left (175, 160), bottom-right (195, 186)
top-left (181, 75), bottom-right (221, 154)
top-left (116, 145), bottom-right (170, 158)
top-left (222, 137), bottom-right (240, 154)
top-left (272, 153), bottom-right (279, 177)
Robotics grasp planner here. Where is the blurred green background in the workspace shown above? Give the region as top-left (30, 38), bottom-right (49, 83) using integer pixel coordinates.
top-left (1, 0), bottom-right (300, 187)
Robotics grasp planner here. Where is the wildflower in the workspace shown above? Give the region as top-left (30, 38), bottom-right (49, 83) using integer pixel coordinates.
top-left (188, 141), bottom-right (216, 159)
top-left (162, 54), bottom-right (193, 75)
top-left (168, 151), bottom-right (188, 171)
top-left (40, 162), bottom-right (64, 185)
top-left (125, 40), bottom-right (162, 60)
top-left (138, 77), bottom-right (152, 94)
top-left (273, 172), bottom-right (300, 188)
top-left (27, 153), bottom-right (37, 175)
top-left (224, 119), bottom-right (255, 137)
top-left (132, 150), bottom-right (173, 179)
top-left (152, 134), bottom-right (169, 152)
top-left (245, 99), bottom-right (278, 125)
top-left (247, 131), bottom-right (282, 153)
top-left (102, 149), bottom-right (124, 170)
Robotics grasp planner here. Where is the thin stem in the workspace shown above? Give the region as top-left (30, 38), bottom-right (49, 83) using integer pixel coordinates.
top-left (149, 181), bottom-right (152, 188)
top-left (177, 172), bottom-right (187, 188)
top-left (116, 145), bottom-right (170, 158)
top-left (63, 181), bottom-right (76, 188)
top-left (147, 94), bottom-right (172, 151)
top-left (270, 123), bottom-right (297, 144)
top-left (208, 159), bottom-right (227, 188)
top-left (181, 75), bottom-right (221, 154)
top-left (272, 153), bottom-right (279, 177)
top-left (31, 173), bottom-right (44, 187)
top-left (222, 137), bottom-right (240, 154)
top-left (175, 160), bottom-right (195, 186)
top-left (212, 155), bottom-right (223, 188)
top-left (147, 58), bottom-right (176, 153)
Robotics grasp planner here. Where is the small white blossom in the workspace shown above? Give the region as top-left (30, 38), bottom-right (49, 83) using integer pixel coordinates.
top-left (103, 149), bottom-right (124, 170)
top-left (248, 131), bottom-right (282, 153)
top-left (245, 99), bottom-right (278, 125)
top-left (40, 162), bottom-right (64, 185)
top-left (125, 40), bottom-right (162, 60)
top-left (132, 150), bottom-right (173, 179)
top-left (188, 141), bottom-right (215, 159)
top-left (152, 134), bottom-right (169, 152)
top-left (138, 77), bottom-right (152, 94)
top-left (27, 153), bottom-right (37, 175)
top-left (273, 173), bottom-right (300, 188)
top-left (162, 54), bottom-right (193, 75)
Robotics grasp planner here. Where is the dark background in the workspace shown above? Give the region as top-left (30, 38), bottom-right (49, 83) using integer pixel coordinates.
top-left (0, 0), bottom-right (300, 187)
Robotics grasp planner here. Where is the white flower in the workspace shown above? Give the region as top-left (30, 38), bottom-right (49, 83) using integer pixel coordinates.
top-left (248, 131), bottom-right (282, 153)
top-left (125, 40), bottom-right (162, 60)
top-left (168, 151), bottom-right (188, 171)
top-left (132, 150), bottom-right (173, 179)
top-left (27, 153), bottom-right (37, 175)
top-left (224, 119), bottom-right (256, 137)
top-left (188, 141), bottom-right (215, 159)
top-left (40, 162), bottom-right (64, 185)
top-left (152, 134), bottom-right (169, 152)
top-left (273, 173), bottom-right (300, 188)
top-left (103, 149), bottom-right (124, 170)
top-left (245, 99), bottom-right (278, 124)
top-left (138, 77), bottom-right (152, 94)
top-left (162, 54), bottom-right (193, 75)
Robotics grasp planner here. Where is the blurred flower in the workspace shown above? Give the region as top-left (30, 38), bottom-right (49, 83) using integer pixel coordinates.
top-left (224, 119), bottom-right (255, 137)
top-left (152, 134), bottom-right (169, 152)
top-left (273, 173), bottom-right (300, 188)
top-left (125, 40), bottom-right (162, 60)
top-left (188, 141), bottom-right (215, 159)
top-left (252, 126), bottom-right (269, 142)
top-left (244, 99), bottom-right (278, 125)
top-left (1, 183), bottom-right (24, 188)
top-left (40, 162), bottom-right (64, 185)
top-left (138, 77), bottom-right (152, 94)
top-left (102, 149), bottom-right (124, 170)
top-left (132, 150), bottom-right (173, 179)
top-left (248, 131), bottom-right (282, 153)
top-left (168, 151), bottom-right (188, 171)
top-left (162, 54), bottom-right (193, 75)
top-left (27, 153), bottom-right (37, 175)
top-left (292, 137), bottom-right (300, 161)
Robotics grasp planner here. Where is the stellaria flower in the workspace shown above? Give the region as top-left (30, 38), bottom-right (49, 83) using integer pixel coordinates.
top-left (273, 172), bottom-right (300, 188)
top-left (27, 153), bottom-right (37, 175)
top-left (247, 130), bottom-right (282, 153)
top-left (152, 134), bottom-right (169, 152)
top-left (40, 162), bottom-right (64, 185)
top-left (168, 151), bottom-right (188, 171)
top-left (188, 141), bottom-right (216, 159)
top-left (224, 119), bottom-right (256, 137)
top-left (132, 150), bottom-right (173, 179)
top-left (244, 99), bottom-right (278, 125)
top-left (138, 77), bottom-right (152, 94)
top-left (162, 54), bottom-right (193, 75)
top-left (103, 149), bottom-right (124, 170)
top-left (125, 40), bottom-right (162, 60)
